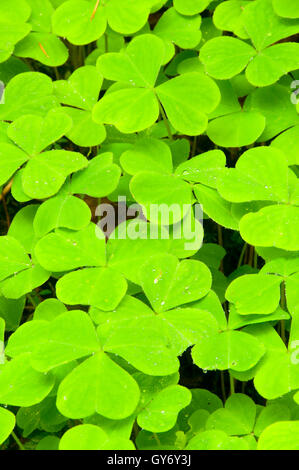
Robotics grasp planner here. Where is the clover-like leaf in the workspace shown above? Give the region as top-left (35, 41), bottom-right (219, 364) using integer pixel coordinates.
top-left (30, 310), bottom-right (101, 372)
top-left (173, 0), bottom-right (210, 15)
top-left (22, 149), bottom-right (88, 199)
top-left (137, 385), bottom-right (191, 433)
top-left (200, 36), bottom-right (256, 80)
top-left (52, 0), bottom-right (107, 45)
top-left (175, 150), bottom-right (226, 187)
top-left (97, 34), bottom-right (164, 88)
top-left (0, 354), bottom-right (54, 407)
top-left (53, 66), bottom-right (106, 146)
top-left (194, 185), bottom-right (239, 230)
top-left (14, 32), bottom-right (69, 67)
top-left (207, 111), bottom-right (265, 147)
top-left (0, 407), bottom-right (15, 445)
top-left (226, 274), bottom-right (282, 315)
top-left (240, 205), bottom-right (299, 251)
top-left (139, 254), bottom-right (212, 313)
top-left (35, 223), bottom-right (106, 272)
top-left (33, 193), bottom-right (91, 238)
top-left (217, 147), bottom-right (289, 203)
top-left (120, 138), bottom-right (173, 176)
top-left (0, 72), bottom-right (58, 120)
top-left (57, 352), bottom-right (140, 419)
top-left (257, 421), bottom-right (299, 450)
top-left (56, 267), bottom-right (127, 310)
top-left (272, 0), bottom-right (299, 18)
top-left (71, 153), bottom-right (121, 197)
top-left (59, 424), bottom-right (134, 450)
top-left (0, 236), bottom-right (31, 282)
top-left (155, 72), bottom-right (220, 135)
top-left (8, 110), bottom-right (72, 156)
top-left (206, 394), bottom-right (256, 436)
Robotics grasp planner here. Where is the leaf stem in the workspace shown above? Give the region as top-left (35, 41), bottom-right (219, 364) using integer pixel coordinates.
top-left (158, 100), bottom-right (173, 141)
top-left (237, 243), bottom-right (247, 268)
top-left (229, 372), bottom-right (235, 396)
top-left (220, 371), bottom-right (226, 402)
top-left (11, 431), bottom-right (25, 451)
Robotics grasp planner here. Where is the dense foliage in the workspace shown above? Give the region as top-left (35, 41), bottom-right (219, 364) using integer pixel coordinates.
top-left (0, 0), bottom-right (299, 451)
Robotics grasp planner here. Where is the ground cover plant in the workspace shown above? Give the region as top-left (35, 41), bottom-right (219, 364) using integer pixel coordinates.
top-left (0, 0), bottom-right (299, 451)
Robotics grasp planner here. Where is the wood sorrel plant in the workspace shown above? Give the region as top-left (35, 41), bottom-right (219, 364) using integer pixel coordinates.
top-left (0, 0), bottom-right (299, 452)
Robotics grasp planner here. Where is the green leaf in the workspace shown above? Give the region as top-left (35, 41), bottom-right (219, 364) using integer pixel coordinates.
top-left (62, 107), bottom-right (106, 147)
top-left (254, 404), bottom-right (291, 437)
top-left (93, 87), bottom-right (159, 134)
top-left (200, 37), bottom-right (256, 80)
top-left (226, 274), bottom-right (282, 315)
top-left (194, 185), bottom-right (239, 230)
top-left (246, 43), bottom-right (299, 87)
top-left (156, 73), bottom-right (221, 135)
top-left (137, 385), bottom-right (191, 433)
top-left (0, 72), bottom-right (58, 121)
top-left (59, 424), bottom-right (135, 450)
top-left (213, 1), bottom-right (250, 39)
top-left (34, 223), bottom-right (106, 272)
top-left (173, 0), bottom-right (210, 15)
top-left (272, 0), bottom-right (299, 18)
top-left (244, 324), bottom-right (299, 399)
top-left (139, 254), bottom-right (212, 312)
top-left (186, 430), bottom-right (248, 450)
top-left (271, 125), bottom-right (299, 165)
top-left (192, 329), bottom-right (265, 371)
top-left (21, 150), bottom-right (88, 199)
top-left (57, 352), bottom-right (140, 419)
top-left (217, 147), bottom-right (289, 203)
top-left (102, 317), bottom-right (180, 376)
top-left (244, 85), bottom-right (299, 143)
top-left (54, 65), bottom-right (103, 110)
top-left (0, 263), bottom-right (50, 299)
top-left (33, 193), bottom-right (91, 237)
top-left (0, 0), bottom-right (31, 23)
top-left (52, 0), bottom-right (107, 45)
top-left (105, 0), bottom-right (152, 35)
top-left (206, 394), bottom-right (256, 436)
top-left (97, 34), bottom-right (164, 88)
top-left (31, 310), bottom-right (100, 372)
top-left (159, 307), bottom-right (219, 355)
top-left (154, 8), bottom-right (202, 53)
top-left (243, 0), bottom-right (299, 50)
top-left (175, 150), bottom-right (226, 187)
top-left (0, 143), bottom-right (28, 186)
top-left (207, 111), bottom-right (265, 147)
top-left (120, 138), bottom-right (173, 176)
top-left (71, 153), bottom-right (121, 197)
top-left (107, 220), bottom-right (171, 284)
top-left (14, 32), bottom-right (69, 66)
top-left (8, 205), bottom-right (38, 253)
top-left (56, 267), bottom-right (127, 310)
top-left (0, 354), bottom-right (54, 406)
top-left (26, 0), bottom-right (54, 32)
top-left (59, 424), bottom-right (108, 450)
top-left (7, 110), bottom-right (72, 156)
top-left (240, 205), bottom-right (299, 251)
top-left (34, 298), bottom-right (67, 322)
top-left (0, 407), bottom-right (15, 445)
top-left (130, 172), bottom-right (192, 225)
top-left (0, 296), bottom-right (25, 331)
top-left (257, 421), bottom-right (299, 450)
top-left (0, 236), bottom-right (31, 282)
